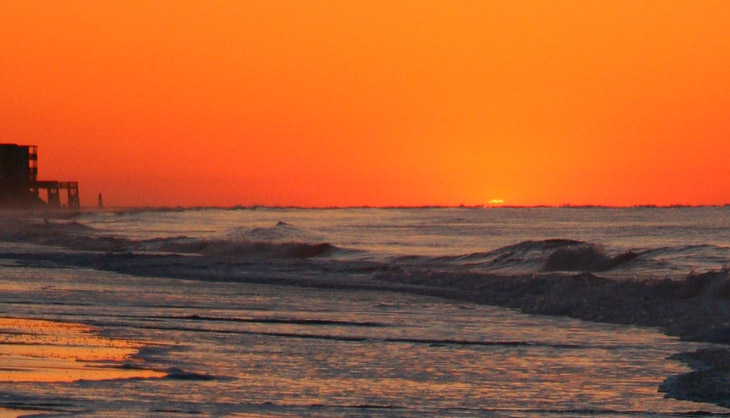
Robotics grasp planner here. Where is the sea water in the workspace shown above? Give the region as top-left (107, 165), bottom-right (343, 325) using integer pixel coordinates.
top-left (1, 207), bottom-right (729, 416)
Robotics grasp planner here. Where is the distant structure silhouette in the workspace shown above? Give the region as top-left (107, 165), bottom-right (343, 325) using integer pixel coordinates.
top-left (98, 193), bottom-right (103, 209)
top-left (0, 143), bottom-right (80, 209)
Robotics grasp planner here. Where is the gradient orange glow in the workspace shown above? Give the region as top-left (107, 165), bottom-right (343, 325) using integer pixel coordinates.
top-left (2, 1), bottom-right (729, 206)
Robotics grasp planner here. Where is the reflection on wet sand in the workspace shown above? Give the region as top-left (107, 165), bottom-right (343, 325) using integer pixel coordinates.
top-left (0, 317), bottom-right (165, 383)
top-left (0, 407), bottom-right (48, 418)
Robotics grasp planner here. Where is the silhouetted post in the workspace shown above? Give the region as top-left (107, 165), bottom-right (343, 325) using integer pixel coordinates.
top-left (98, 193), bottom-right (103, 209)
top-left (64, 182), bottom-right (80, 209)
top-left (47, 184), bottom-right (61, 208)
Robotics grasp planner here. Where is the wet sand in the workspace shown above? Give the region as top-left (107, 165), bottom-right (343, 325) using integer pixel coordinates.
top-left (0, 408), bottom-right (47, 418)
top-left (0, 317), bottom-right (165, 383)
top-left (0, 316), bottom-right (167, 416)
top-left (0, 316), bottom-right (165, 416)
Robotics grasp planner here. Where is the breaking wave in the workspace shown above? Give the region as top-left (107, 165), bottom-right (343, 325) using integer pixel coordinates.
top-left (4, 236), bottom-right (730, 346)
top-left (1, 212), bottom-right (727, 276)
top-left (542, 243), bottom-right (638, 272)
top-left (0, 217), bottom-right (340, 260)
top-left (202, 240), bottom-right (337, 259)
top-left (3, 214), bottom-right (730, 349)
top-left (375, 266), bottom-right (730, 343)
top-left (395, 239), bottom-right (642, 274)
top-left (222, 221), bottom-right (319, 243)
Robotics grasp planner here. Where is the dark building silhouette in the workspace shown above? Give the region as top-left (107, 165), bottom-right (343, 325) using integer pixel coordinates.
top-left (0, 143), bottom-right (79, 209)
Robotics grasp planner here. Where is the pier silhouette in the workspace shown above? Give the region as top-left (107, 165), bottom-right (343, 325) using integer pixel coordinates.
top-left (0, 143), bottom-right (79, 209)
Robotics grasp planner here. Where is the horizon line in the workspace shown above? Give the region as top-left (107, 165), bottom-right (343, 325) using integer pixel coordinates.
top-left (84, 203), bottom-right (730, 211)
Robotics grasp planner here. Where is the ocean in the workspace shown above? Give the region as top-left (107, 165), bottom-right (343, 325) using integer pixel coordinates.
top-left (1, 207), bottom-right (730, 417)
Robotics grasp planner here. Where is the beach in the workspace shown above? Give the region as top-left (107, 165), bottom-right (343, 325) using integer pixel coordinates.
top-left (1, 207), bottom-right (729, 416)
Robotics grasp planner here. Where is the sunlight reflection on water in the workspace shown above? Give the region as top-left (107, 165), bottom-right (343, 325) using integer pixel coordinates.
top-left (0, 264), bottom-right (727, 416)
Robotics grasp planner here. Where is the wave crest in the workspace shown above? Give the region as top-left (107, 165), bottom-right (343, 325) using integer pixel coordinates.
top-left (542, 243), bottom-right (638, 272)
top-left (0, 218), bottom-right (340, 260)
top-left (401, 239), bottom-right (640, 274)
top-left (224, 221), bottom-right (311, 243)
top-left (201, 240), bottom-right (337, 259)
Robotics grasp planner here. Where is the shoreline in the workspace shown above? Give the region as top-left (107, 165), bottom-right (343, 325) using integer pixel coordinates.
top-left (0, 316), bottom-right (167, 417)
top-left (3, 248), bottom-right (730, 409)
top-left (4, 249), bottom-right (730, 343)
top-left (0, 316), bottom-right (166, 384)
top-left (0, 407), bottom-right (49, 418)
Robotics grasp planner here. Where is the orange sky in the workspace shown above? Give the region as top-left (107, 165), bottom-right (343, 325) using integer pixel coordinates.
top-left (2, 0), bottom-right (729, 207)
